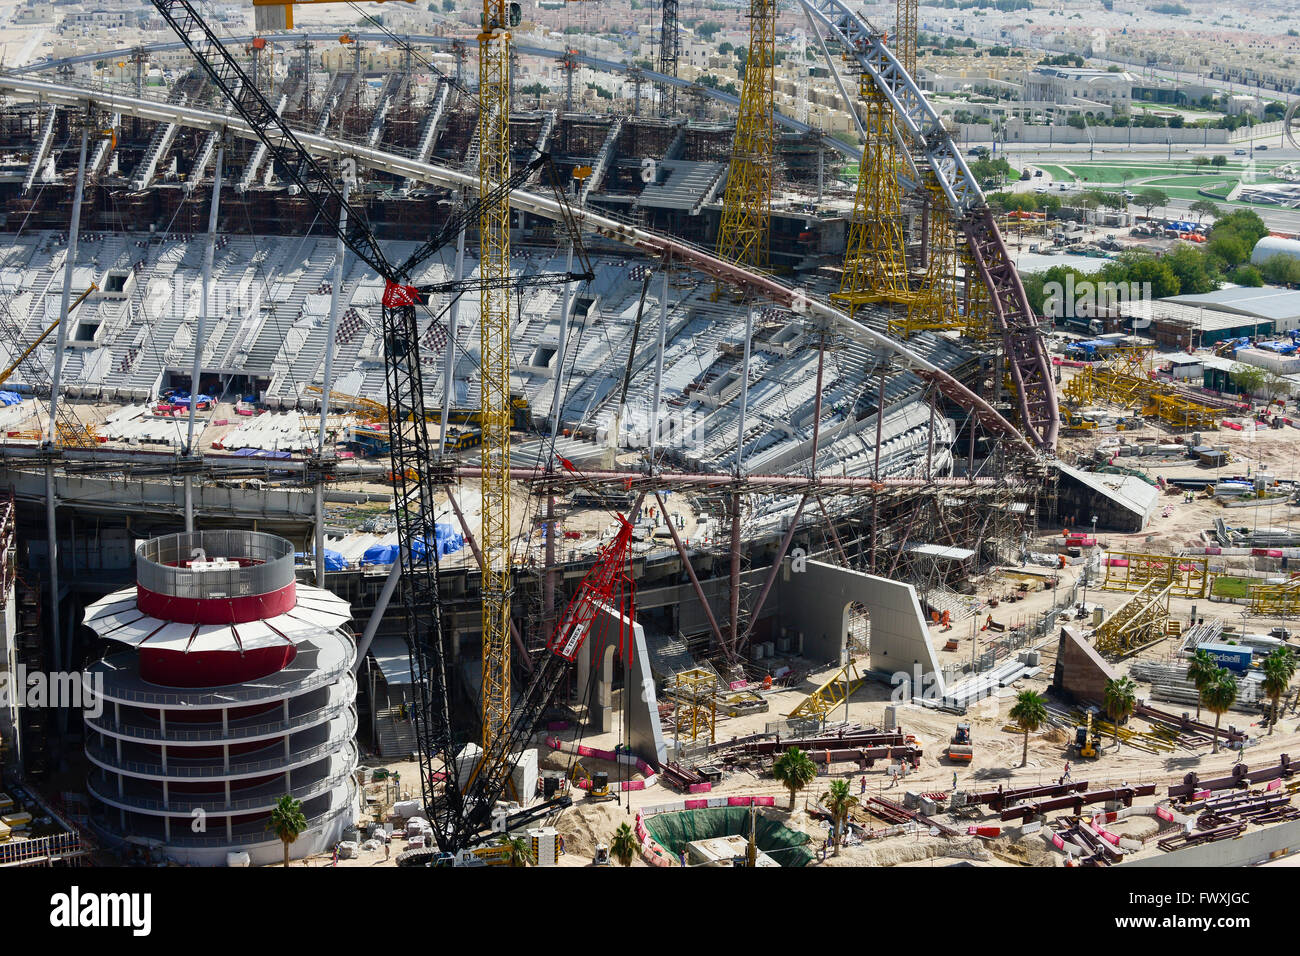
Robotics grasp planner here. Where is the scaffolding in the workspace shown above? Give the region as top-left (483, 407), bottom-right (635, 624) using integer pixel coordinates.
top-left (1248, 577), bottom-right (1300, 616)
top-left (1100, 551), bottom-right (1210, 599)
top-left (1062, 349), bottom-right (1217, 431)
top-left (834, 73), bottom-right (916, 313)
top-left (890, 176), bottom-right (961, 338)
top-left (669, 667), bottom-right (718, 743)
top-left (714, 0), bottom-right (775, 272)
top-left (1092, 581), bottom-right (1175, 658)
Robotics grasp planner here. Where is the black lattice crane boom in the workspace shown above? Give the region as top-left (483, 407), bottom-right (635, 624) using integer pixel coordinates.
top-left (148, 0), bottom-right (592, 850)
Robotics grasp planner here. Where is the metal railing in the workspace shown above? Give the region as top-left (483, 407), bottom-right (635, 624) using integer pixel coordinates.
top-left (136, 529), bottom-right (294, 599)
top-left (87, 742), bottom-right (357, 814)
top-left (85, 779), bottom-right (358, 850)
top-left (85, 675), bottom-right (355, 742)
top-left (85, 709), bottom-right (357, 780)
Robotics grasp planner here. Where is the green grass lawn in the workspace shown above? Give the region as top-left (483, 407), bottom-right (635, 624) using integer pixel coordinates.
top-left (1211, 575), bottom-right (1253, 599)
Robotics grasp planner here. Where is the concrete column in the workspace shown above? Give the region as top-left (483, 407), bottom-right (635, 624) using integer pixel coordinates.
top-left (648, 267), bottom-right (669, 461)
top-left (316, 179), bottom-right (350, 585)
top-left (45, 465), bottom-right (60, 683)
top-left (44, 128), bottom-right (88, 448)
top-left (353, 558), bottom-right (402, 674)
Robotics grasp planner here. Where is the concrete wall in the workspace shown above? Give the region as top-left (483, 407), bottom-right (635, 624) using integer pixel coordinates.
top-left (1053, 625), bottom-right (1118, 705)
top-left (776, 559), bottom-right (944, 696)
top-left (1121, 818), bottom-right (1300, 867)
top-left (574, 601), bottom-right (668, 765)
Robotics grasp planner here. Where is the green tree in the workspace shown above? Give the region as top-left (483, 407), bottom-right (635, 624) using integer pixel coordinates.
top-left (1126, 257), bottom-right (1181, 298)
top-left (772, 746), bottom-right (818, 810)
top-left (1210, 209), bottom-right (1269, 247)
top-left (1163, 243), bottom-right (1219, 295)
top-left (1229, 362), bottom-right (1269, 399)
top-left (1229, 264), bottom-right (1264, 287)
top-left (1261, 648), bottom-right (1296, 734)
top-left (1207, 232), bottom-right (1250, 267)
top-left (1189, 199), bottom-right (1221, 223)
top-left (1186, 648), bottom-right (1218, 720)
top-left (269, 794), bottom-right (307, 868)
top-left (497, 832), bottom-right (536, 867)
top-left (1009, 690), bottom-right (1047, 767)
top-left (695, 20), bottom-right (723, 40)
top-left (1135, 187), bottom-right (1170, 219)
top-left (1260, 253), bottom-right (1300, 286)
top-left (820, 778), bottom-right (858, 856)
top-left (1200, 667), bottom-right (1239, 754)
top-left (1103, 676), bottom-right (1138, 749)
top-left (1211, 154), bottom-right (1228, 166)
top-left (609, 822), bottom-right (639, 866)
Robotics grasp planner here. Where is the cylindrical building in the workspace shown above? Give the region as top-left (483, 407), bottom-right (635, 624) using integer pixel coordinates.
top-left (81, 530), bottom-right (358, 865)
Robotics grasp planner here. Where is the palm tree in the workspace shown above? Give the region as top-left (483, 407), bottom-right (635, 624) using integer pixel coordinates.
top-left (269, 794), bottom-right (307, 868)
top-left (1186, 648), bottom-right (1218, 720)
top-left (1009, 690), bottom-right (1048, 767)
top-left (609, 822), bottom-right (638, 867)
top-left (771, 746), bottom-right (818, 810)
top-left (1261, 647), bottom-right (1296, 735)
top-left (1201, 667), bottom-right (1239, 755)
top-left (820, 778), bottom-right (859, 856)
top-left (1103, 676), bottom-right (1138, 749)
top-left (497, 833), bottom-right (535, 867)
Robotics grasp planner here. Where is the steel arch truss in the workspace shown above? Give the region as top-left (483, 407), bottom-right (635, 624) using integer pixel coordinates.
top-left (800, 0), bottom-right (1059, 451)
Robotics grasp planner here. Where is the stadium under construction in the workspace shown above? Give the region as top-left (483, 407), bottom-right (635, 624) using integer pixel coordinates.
top-left (0, 0), bottom-right (1230, 870)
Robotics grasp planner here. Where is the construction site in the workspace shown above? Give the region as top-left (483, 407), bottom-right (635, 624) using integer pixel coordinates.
top-left (0, 0), bottom-right (1297, 882)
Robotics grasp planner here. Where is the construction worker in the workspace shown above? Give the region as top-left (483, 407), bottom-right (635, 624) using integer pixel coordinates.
top-left (952, 771), bottom-right (958, 791)
top-left (859, 776), bottom-right (866, 795)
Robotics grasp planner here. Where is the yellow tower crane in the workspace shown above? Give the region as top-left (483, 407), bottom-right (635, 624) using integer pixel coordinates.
top-left (714, 0), bottom-right (776, 273)
top-left (477, 0), bottom-right (516, 753)
top-left (243, 0), bottom-right (519, 758)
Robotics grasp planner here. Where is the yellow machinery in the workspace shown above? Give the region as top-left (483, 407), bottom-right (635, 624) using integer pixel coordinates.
top-left (714, 0), bottom-right (775, 273)
top-left (787, 660), bottom-right (863, 721)
top-left (961, 246), bottom-right (990, 341)
top-left (305, 384), bottom-right (388, 420)
top-left (1091, 581), bottom-right (1174, 658)
top-left (1060, 407), bottom-right (1098, 432)
top-left (1073, 711), bottom-right (1100, 759)
top-left (1100, 551), bottom-right (1210, 599)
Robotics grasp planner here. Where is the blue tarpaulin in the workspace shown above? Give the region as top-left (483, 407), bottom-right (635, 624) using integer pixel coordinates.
top-left (294, 549), bottom-right (349, 570)
top-left (0, 391), bottom-right (23, 406)
top-left (361, 523), bottom-right (464, 565)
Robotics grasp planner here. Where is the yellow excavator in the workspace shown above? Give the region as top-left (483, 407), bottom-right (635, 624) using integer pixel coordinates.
top-left (1073, 711), bottom-right (1101, 759)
